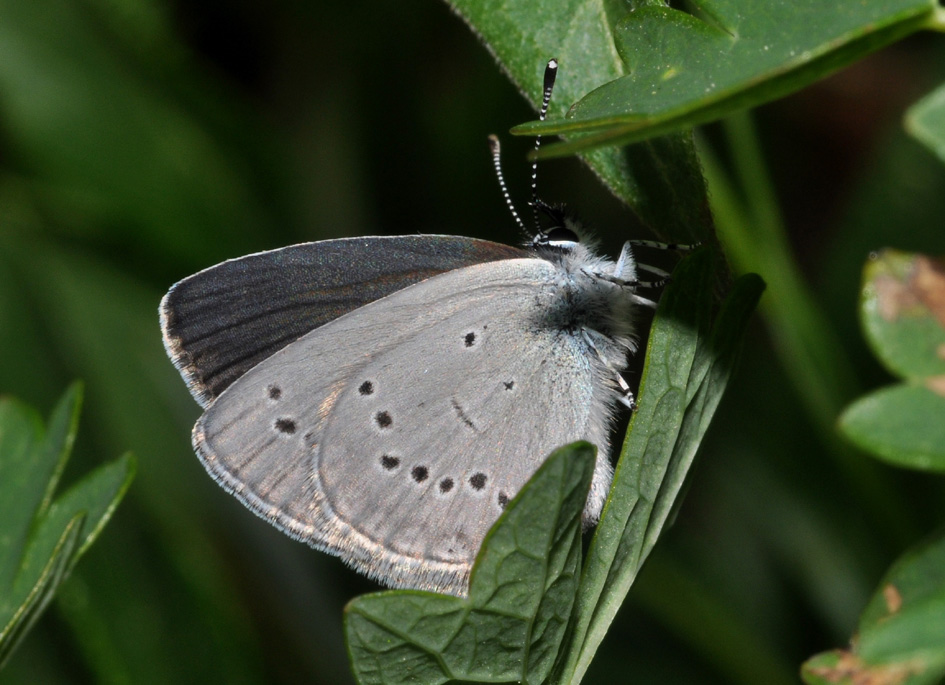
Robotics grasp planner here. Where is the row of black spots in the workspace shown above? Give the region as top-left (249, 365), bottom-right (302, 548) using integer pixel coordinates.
top-left (377, 457), bottom-right (494, 496)
top-left (354, 382), bottom-right (392, 430)
top-left (266, 385), bottom-right (293, 436)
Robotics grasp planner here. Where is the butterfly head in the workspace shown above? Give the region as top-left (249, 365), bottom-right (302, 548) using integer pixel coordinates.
top-left (529, 200), bottom-right (584, 251)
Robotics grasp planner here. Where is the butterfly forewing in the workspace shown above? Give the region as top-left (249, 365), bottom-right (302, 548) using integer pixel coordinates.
top-left (162, 236), bottom-right (527, 407)
top-left (194, 257), bottom-right (615, 596)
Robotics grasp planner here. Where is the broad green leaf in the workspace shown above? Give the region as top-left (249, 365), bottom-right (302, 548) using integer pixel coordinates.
top-left (516, 0), bottom-right (940, 157)
top-left (802, 532), bottom-right (945, 685)
top-left (839, 250), bottom-right (945, 471)
top-left (906, 81), bottom-right (945, 163)
top-left (0, 384), bottom-right (134, 669)
top-left (445, 0), bottom-right (711, 242)
top-left (859, 250), bottom-right (945, 381)
top-left (840, 386), bottom-right (945, 472)
top-left (555, 250), bottom-right (765, 683)
top-left (345, 442), bottom-right (594, 685)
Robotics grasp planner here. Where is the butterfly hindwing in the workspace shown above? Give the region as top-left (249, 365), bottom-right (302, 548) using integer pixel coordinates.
top-left (194, 257), bottom-right (617, 595)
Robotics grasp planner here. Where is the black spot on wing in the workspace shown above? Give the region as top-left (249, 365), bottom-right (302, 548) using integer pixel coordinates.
top-left (274, 418), bottom-right (296, 434)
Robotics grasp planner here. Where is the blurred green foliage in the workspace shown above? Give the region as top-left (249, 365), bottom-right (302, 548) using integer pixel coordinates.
top-left (0, 384), bottom-right (133, 669)
top-left (1, 0), bottom-right (944, 683)
top-left (839, 250), bottom-right (945, 472)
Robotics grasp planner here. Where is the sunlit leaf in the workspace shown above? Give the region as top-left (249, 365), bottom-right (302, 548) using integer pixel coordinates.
top-left (555, 250), bottom-right (764, 682)
top-left (515, 1), bottom-right (938, 157)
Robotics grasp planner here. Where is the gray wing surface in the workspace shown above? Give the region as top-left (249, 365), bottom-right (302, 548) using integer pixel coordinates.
top-left (161, 236), bottom-right (527, 407)
top-left (193, 257), bottom-right (611, 596)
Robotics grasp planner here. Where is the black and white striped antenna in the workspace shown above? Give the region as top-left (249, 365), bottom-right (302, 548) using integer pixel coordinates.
top-left (531, 59), bottom-right (558, 232)
top-left (487, 135), bottom-right (528, 237)
top-left (488, 59), bottom-right (560, 240)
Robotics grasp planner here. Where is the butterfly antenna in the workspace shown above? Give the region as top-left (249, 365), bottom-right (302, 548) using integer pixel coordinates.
top-left (531, 58), bottom-right (557, 233)
top-left (488, 134), bottom-right (529, 238)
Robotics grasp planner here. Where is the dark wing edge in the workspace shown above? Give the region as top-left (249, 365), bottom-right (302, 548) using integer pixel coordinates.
top-left (160, 235), bottom-right (527, 408)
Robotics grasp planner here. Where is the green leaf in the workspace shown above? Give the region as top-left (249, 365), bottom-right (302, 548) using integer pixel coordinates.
top-left (840, 386), bottom-right (945, 472)
top-left (445, 0), bottom-right (712, 242)
top-left (802, 531), bottom-right (945, 685)
top-left (344, 442), bottom-right (595, 685)
top-left (906, 81), bottom-right (945, 164)
top-left (556, 249), bottom-right (765, 683)
top-left (839, 250), bottom-right (945, 471)
top-left (515, 0), bottom-right (939, 157)
top-left (859, 250), bottom-right (945, 381)
top-left (0, 384), bottom-right (135, 669)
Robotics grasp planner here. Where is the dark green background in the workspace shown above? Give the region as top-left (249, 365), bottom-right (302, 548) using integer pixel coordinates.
top-left (2, 1), bottom-right (944, 682)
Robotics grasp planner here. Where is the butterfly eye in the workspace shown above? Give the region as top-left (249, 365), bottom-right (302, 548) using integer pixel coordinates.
top-left (533, 225), bottom-right (580, 249)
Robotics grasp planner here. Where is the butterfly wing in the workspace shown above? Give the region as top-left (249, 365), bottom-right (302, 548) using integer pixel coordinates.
top-left (161, 236), bottom-right (527, 407)
top-left (194, 257), bottom-right (617, 596)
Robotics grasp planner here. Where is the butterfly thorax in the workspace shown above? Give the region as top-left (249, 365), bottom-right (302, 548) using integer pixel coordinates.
top-left (530, 239), bottom-right (638, 360)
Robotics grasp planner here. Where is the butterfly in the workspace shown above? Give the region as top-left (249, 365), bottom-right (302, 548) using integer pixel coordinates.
top-left (160, 60), bottom-right (684, 597)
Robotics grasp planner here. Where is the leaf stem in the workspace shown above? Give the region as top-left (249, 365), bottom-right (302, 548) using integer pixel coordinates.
top-left (702, 112), bottom-right (917, 542)
top-left (927, 6), bottom-right (945, 32)
top-left (712, 111), bottom-right (859, 423)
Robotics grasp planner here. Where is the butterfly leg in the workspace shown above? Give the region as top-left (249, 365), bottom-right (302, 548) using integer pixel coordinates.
top-left (637, 262), bottom-right (671, 279)
top-left (581, 329), bottom-right (637, 411)
top-left (586, 269), bottom-right (663, 307)
top-left (627, 239), bottom-right (701, 252)
top-left (616, 239), bottom-right (702, 288)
